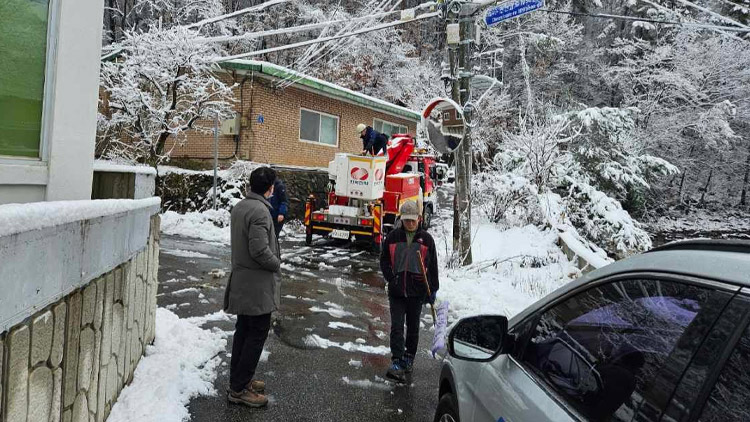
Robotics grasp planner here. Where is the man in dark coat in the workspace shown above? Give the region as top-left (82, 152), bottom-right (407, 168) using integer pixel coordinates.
top-left (379, 200), bottom-right (439, 382)
top-left (268, 178), bottom-right (289, 237)
top-left (224, 166), bottom-right (280, 408)
top-left (358, 123), bottom-right (389, 156)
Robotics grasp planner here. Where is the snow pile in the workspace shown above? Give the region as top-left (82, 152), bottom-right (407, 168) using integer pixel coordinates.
top-left (437, 223), bottom-right (577, 319)
top-left (107, 308), bottom-right (227, 422)
top-left (645, 208), bottom-right (750, 235)
top-left (160, 209), bottom-right (231, 244)
top-left (93, 159), bottom-right (157, 176)
top-left (162, 249), bottom-right (212, 259)
top-left (303, 335), bottom-right (390, 355)
top-left (432, 194), bottom-right (577, 321)
top-left (186, 310), bottom-right (235, 326)
top-left (341, 376), bottom-right (391, 391)
top-left (0, 197), bottom-right (160, 237)
top-left (328, 322), bottom-right (365, 332)
top-left (309, 306), bottom-right (354, 318)
top-left (171, 288), bottom-right (200, 296)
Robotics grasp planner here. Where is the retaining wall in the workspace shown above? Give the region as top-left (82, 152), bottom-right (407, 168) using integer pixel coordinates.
top-left (0, 199), bottom-right (160, 422)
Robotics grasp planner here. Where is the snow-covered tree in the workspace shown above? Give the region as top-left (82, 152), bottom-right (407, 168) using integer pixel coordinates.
top-left (98, 26), bottom-right (236, 166)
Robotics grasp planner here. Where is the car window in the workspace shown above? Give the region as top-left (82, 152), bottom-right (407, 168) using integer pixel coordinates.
top-left (697, 309), bottom-right (750, 422)
top-left (661, 294), bottom-right (750, 422)
top-left (632, 290), bottom-right (735, 421)
top-left (520, 278), bottom-right (716, 421)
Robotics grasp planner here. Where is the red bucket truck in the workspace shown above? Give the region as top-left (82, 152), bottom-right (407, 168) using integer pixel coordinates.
top-left (304, 134), bottom-right (439, 250)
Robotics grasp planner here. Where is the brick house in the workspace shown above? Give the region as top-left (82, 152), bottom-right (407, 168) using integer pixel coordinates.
top-left (165, 60), bottom-right (420, 168)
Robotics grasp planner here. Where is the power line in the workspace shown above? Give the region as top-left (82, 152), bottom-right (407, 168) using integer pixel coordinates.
top-left (197, 8), bottom-right (405, 44)
top-left (101, 0), bottom-right (291, 60)
top-left (667, 0), bottom-right (750, 29)
top-left (540, 8), bottom-right (750, 32)
top-left (186, 0), bottom-right (291, 30)
top-left (214, 11), bottom-right (441, 62)
top-left (638, 0), bottom-right (750, 42)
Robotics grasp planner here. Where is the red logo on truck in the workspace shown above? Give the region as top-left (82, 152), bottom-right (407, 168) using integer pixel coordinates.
top-left (351, 167), bottom-right (369, 181)
top-left (375, 169), bottom-right (384, 181)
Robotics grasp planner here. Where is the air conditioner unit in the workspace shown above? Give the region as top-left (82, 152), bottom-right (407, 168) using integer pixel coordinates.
top-left (220, 114), bottom-right (239, 135)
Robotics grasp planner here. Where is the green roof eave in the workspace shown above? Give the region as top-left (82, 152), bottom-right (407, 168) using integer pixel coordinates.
top-left (220, 59), bottom-right (420, 122)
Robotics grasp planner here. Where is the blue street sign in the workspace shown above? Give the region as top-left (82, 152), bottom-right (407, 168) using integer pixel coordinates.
top-left (484, 0), bottom-right (544, 27)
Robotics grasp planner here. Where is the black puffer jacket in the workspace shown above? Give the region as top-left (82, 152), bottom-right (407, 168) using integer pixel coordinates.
top-left (380, 226), bottom-right (439, 298)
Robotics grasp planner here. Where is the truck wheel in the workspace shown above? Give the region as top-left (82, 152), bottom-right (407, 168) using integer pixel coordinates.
top-left (305, 231), bottom-right (313, 246)
top-left (423, 206), bottom-right (434, 230)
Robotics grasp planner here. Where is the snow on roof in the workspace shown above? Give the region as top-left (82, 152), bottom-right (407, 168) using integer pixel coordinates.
top-left (220, 59), bottom-right (420, 122)
top-left (94, 159), bottom-right (157, 176)
top-left (0, 197), bottom-right (161, 237)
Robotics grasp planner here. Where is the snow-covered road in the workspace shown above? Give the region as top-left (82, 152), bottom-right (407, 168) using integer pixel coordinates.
top-left (110, 230), bottom-right (443, 422)
top-left (112, 184), bottom-right (577, 422)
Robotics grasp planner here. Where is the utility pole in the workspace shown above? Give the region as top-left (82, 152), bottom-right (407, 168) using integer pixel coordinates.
top-left (446, 2), bottom-right (478, 266)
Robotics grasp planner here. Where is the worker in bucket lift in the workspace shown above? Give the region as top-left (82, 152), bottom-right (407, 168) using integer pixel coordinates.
top-left (358, 123), bottom-right (388, 156)
top-left (379, 200), bottom-right (439, 383)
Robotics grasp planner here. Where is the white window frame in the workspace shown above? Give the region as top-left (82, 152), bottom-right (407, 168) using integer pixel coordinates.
top-left (0, 0), bottom-right (58, 170)
top-left (373, 118), bottom-right (408, 137)
top-left (299, 107), bottom-right (339, 148)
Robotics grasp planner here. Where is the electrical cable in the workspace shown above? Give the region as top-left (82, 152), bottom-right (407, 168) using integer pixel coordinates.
top-left (214, 11), bottom-right (441, 62)
top-left (539, 8), bottom-right (750, 32)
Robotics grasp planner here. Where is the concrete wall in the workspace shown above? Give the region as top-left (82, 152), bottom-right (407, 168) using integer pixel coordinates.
top-left (0, 0), bottom-right (105, 205)
top-left (92, 173), bottom-right (156, 200)
top-left (165, 76), bottom-right (418, 168)
top-left (0, 201), bottom-right (159, 422)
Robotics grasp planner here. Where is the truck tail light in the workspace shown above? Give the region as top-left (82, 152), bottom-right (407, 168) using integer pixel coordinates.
top-left (360, 219), bottom-right (372, 226)
top-left (313, 214), bottom-right (326, 222)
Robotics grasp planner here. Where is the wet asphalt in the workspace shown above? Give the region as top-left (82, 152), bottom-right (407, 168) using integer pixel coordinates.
top-left (157, 230), bottom-right (443, 422)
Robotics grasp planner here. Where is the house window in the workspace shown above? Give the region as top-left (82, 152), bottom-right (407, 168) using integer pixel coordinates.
top-left (0, 0), bottom-right (50, 158)
top-left (300, 108), bottom-right (339, 146)
top-left (373, 118), bottom-right (408, 138)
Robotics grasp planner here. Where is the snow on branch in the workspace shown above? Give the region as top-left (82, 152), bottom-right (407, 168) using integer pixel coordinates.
top-left (98, 25), bottom-right (236, 166)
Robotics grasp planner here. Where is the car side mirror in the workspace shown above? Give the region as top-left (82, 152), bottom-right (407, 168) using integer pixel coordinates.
top-left (448, 315), bottom-right (508, 362)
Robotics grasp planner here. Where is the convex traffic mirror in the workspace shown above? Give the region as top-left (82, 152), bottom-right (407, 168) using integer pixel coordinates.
top-left (421, 97), bottom-right (465, 154)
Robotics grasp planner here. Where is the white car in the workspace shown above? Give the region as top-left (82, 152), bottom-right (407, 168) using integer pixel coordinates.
top-left (435, 240), bottom-right (750, 422)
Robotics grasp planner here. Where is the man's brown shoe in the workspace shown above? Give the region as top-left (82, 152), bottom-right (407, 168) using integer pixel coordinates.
top-left (227, 389), bottom-right (268, 408)
top-left (249, 380), bottom-right (265, 394)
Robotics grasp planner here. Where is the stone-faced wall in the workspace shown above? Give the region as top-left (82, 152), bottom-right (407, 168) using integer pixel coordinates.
top-left (1, 215), bottom-right (159, 422)
top-left (157, 166), bottom-right (330, 220)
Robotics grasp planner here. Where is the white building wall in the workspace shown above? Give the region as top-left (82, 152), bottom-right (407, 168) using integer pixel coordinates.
top-left (0, 0), bottom-right (105, 204)
top-left (45, 0), bottom-right (105, 202)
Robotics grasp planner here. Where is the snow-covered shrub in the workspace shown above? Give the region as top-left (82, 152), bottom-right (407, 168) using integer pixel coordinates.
top-left (564, 106), bottom-right (679, 204)
top-left (472, 172), bottom-right (543, 226)
top-left (561, 177), bottom-right (652, 258)
top-left (199, 161), bottom-right (265, 210)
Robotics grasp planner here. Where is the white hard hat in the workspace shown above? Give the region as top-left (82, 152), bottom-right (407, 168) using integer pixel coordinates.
top-left (356, 123), bottom-right (367, 133)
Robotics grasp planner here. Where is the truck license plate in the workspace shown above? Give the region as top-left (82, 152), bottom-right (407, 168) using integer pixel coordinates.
top-left (333, 216), bottom-right (351, 225)
top-left (330, 229), bottom-right (350, 240)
